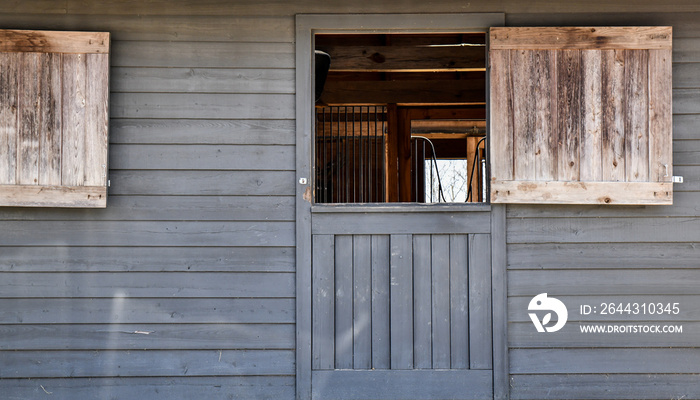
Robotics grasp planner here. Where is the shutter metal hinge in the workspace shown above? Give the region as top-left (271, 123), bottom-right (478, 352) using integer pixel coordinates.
top-left (672, 176), bottom-right (684, 183)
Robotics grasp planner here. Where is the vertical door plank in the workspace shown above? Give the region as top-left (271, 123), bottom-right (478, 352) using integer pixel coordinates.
top-left (648, 49), bottom-right (672, 183)
top-left (371, 235), bottom-right (390, 369)
top-left (624, 49), bottom-right (649, 182)
top-left (17, 52), bottom-right (42, 185)
top-left (557, 49), bottom-right (581, 182)
top-left (601, 49), bottom-right (626, 182)
top-left (39, 53), bottom-right (62, 186)
top-left (412, 234), bottom-right (432, 369)
top-left (449, 234), bottom-right (469, 369)
top-left (312, 234), bottom-right (335, 370)
top-left (468, 234), bottom-right (492, 370)
top-left (390, 234), bottom-right (413, 370)
top-left (533, 50), bottom-right (557, 181)
top-left (489, 49), bottom-right (513, 182)
top-left (511, 49), bottom-right (536, 181)
top-left (353, 234), bottom-right (372, 370)
top-left (580, 50), bottom-right (603, 181)
top-left (431, 234), bottom-right (451, 369)
top-left (0, 53), bottom-right (19, 185)
top-left (335, 235), bottom-right (354, 369)
top-left (85, 53), bottom-right (109, 186)
top-left (62, 53), bottom-right (87, 186)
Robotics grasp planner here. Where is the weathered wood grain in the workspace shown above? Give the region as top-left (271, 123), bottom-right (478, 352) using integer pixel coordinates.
top-left (61, 53), bottom-right (87, 186)
top-left (490, 26), bottom-right (672, 50)
top-left (0, 220), bottom-right (294, 246)
top-left (557, 49), bottom-right (581, 181)
top-left (580, 50), bottom-right (602, 181)
top-left (624, 49), bottom-right (650, 182)
top-left (0, 298), bottom-right (295, 323)
top-left (38, 53), bottom-right (62, 186)
top-left (0, 52), bottom-right (19, 185)
top-left (0, 323), bottom-right (294, 350)
top-left (491, 180), bottom-right (672, 204)
top-left (0, 272), bottom-right (294, 298)
top-left (17, 52), bottom-right (42, 185)
top-left (0, 29), bottom-right (109, 53)
top-left (511, 49), bottom-right (536, 181)
top-left (533, 50), bottom-right (557, 180)
top-left (510, 374), bottom-right (700, 400)
top-left (489, 50), bottom-right (514, 182)
top-left (0, 185), bottom-right (106, 207)
top-left (601, 49), bottom-right (626, 181)
top-left (84, 53), bottom-right (109, 186)
top-left (0, 376), bottom-right (295, 400)
top-left (0, 349), bottom-right (295, 378)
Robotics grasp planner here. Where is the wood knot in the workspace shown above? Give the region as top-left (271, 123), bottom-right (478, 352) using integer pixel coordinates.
top-left (368, 52), bottom-right (386, 63)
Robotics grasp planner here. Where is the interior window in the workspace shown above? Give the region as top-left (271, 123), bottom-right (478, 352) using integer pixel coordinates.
top-left (314, 33), bottom-right (487, 204)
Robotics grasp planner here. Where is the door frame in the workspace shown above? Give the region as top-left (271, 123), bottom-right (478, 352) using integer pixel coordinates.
top-left (295, 13), bottom-right (508, 400)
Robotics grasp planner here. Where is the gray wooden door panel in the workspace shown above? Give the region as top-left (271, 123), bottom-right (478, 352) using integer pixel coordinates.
top-left (311, 213), bottom-right (493, 399)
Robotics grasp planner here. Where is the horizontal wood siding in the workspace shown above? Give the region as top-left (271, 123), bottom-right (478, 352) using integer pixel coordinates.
top-left (505, 11), bottom-right (700, 400)
top-left (0, 6), bottom-right (295, 400)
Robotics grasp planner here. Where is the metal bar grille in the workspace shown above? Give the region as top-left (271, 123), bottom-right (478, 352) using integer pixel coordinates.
top-left (315, 106), bottom-right (387, 203)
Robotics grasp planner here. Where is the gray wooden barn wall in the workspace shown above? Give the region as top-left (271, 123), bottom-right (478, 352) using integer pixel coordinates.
top-left (0, 2), bottom-right (699, 400)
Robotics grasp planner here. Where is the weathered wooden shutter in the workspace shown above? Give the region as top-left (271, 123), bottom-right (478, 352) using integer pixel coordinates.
top-left (489, 27), bottom-right (672, 205)
top-left (0, 29), bottom-right (110, 207)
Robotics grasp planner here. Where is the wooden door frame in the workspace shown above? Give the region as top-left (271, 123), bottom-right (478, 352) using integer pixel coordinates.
top-left (295, 13), bottom-right (508, 400)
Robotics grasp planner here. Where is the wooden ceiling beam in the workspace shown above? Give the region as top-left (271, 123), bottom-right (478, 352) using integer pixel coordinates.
top-left (320, 45), bottom-right (485, 72)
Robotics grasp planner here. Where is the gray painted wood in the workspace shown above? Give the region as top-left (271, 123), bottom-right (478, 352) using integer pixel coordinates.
top-left (431, 235), bottom-right (451, 369)
top-left (390, 234), bottom-right (414, 370)
top-left (1, 377), bottom-right (295, 400)
top-left (110, 118), bottom-right (295, 145)
top-left (0, 272), bottom-right (294, 298)
top-left (449, 234), bottom-right (470, 369)
top-left (312, 370), bottom-right (493, 400)
top-left (509, 374), bottom-right (700, 400)
top-left (370, 235), bottom-right (391, 370)
top-left (510, 348), bottom-right (700, 374)
top-left (490, 205), bottom-right (509, 400)
top-left (0, 298), bottom-right (294, 324)
top-left (312, 211), bottom-right (491, 235)
top-left (335, 235), bottom-right (354, 369)
top-left (0, 221), bottom-right (294, 246)
top-left (0, 323), bottom-right (294, 350)
top-left (312, 234), bottom-right (334, 371)
top-left (352, 235), bottom-right (372, 370)
top-left (1, 349), bottom-right (295, 378)
top-left (0, 246), bottom-right (294, 272)
top-left (469, 233), bottom-right (493, 370)
top-left (413, 234), bottom-right (433, 369)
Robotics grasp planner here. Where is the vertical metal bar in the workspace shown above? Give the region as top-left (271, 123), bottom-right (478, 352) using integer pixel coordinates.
top-left (422, 139), bottom-right (426, 203)
top-left (344, 106), bottom-right (349, 203)
top-left (381, 107), bottom-right (386, 202)
top-left (352, 106), bottom-right (356, 203)
top-left (368, 106), bottom-right (373, 202)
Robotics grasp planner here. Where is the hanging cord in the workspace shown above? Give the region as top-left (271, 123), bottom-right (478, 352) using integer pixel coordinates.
top-left (411, 136), bottom-right (447, 203)
top-left (466, 137), bottom-right (486, 202)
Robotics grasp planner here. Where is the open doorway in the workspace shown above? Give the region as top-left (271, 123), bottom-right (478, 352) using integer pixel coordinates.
top-left (313, 33), bottom-right (487, 203)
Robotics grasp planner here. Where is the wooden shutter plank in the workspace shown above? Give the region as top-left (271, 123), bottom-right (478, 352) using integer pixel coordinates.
top-left (601, 49), bottom-right (626, 182)
top-left (511, 49), bottom-right (536, 181)
top-left (534, 50), bottom-right (557, 180)
top-left (580, 50), bottom-right (603, 181)
top-left (0, 184), bottom-right (106, 207)
top-left (0, 52), bottom-right (19, 185)
top-left (488, 50), bottom-right (513, 182)
top-left (84, 53), bottom-right (109, 186)
top-left (61, 53), bottom-right (87, 186)
top-left (0, 30), bottom-right (109, 54)
top-left (18, 52), bottom-right (43, 185)
top-left (491, 181), bottom-right (672, 205)
top-left (557, 49), bottom-right (582, 182)
top-left (490, 27), bottom-right (672, 50)
top-left (39, 53), bottom-right (62, 186)
top-left (649, 49), bottom-right (673, 182)
top-left (625, 49), bottom-right (650, 182)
